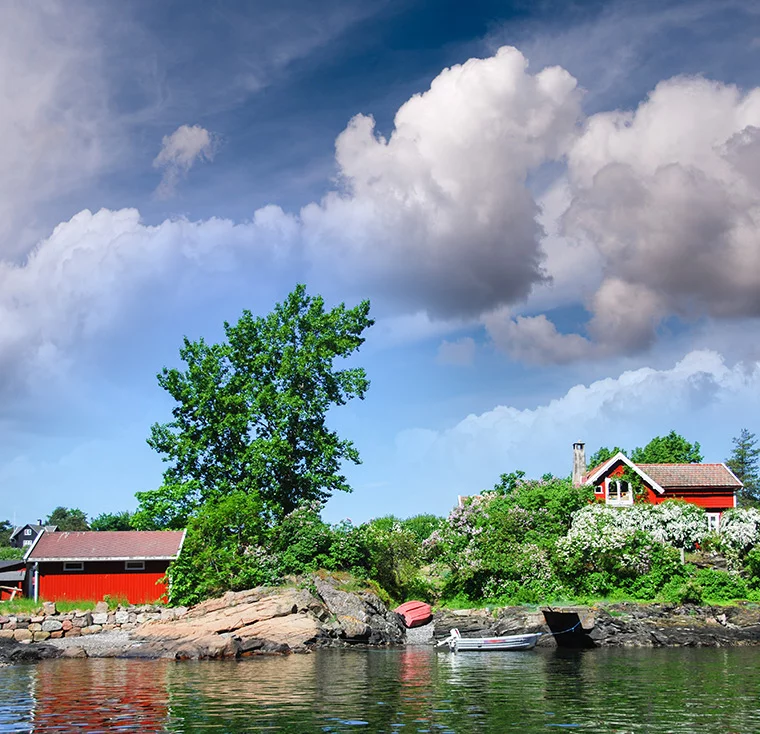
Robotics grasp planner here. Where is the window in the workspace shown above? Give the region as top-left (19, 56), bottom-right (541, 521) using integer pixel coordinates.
top-left (594, 485), bottom-right (604, 495)
top-left (63, 562), bottom-right (84, 571)
top-left (22, 540), bottom-right (32, 547)
top-left (23, 528), bottom-right (32, 536)
top-left (707, 513), bottom-right (721, 533)
top-left (606, 479), bottom-right (633, 506)
top-left (125, 561), bottom-right (145, 571)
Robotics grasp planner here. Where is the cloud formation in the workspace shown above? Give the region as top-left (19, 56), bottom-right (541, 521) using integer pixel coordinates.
top-left (436, 337), bottom-right (476, 366)
top-left (488, 76), bottom-right (760, 363)
top-left (300, 46), bottom-right (582, 317)
top-left (393, 349), bottom-right (760, 505)
top-left (0, 3), bottom-right (113, 257)
top-left (153, 125), bottom-right (216, 198)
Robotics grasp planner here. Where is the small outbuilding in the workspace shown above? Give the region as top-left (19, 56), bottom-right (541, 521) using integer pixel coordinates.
top-left (25, 530), bottom-right (186, 604)
top-left (0, 560), bottom-right (26, 601)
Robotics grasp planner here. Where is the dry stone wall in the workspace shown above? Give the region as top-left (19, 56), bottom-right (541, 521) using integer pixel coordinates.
top-left (0, 601), bottom-right (187, 643)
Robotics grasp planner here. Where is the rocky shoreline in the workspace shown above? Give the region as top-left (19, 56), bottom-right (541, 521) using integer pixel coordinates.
top-left (5, 583), bottom-right (760, 664)
top-left (433, 602), bottom-right (760, 648)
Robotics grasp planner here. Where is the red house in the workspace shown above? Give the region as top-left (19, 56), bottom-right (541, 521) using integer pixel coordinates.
top-left (25, 530), bottom-right (186, 604)
top-left (573, 442), bottom-right (741, 531)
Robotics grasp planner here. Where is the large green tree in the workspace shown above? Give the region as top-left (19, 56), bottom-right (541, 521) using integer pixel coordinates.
top-left (587, 446), bottom-right (627, 471)
top-left (630, 430), bottom-right (703, 464)
top-left (90, 511), bottom-right (134, 531)
top-left (134, 285), bottom-right (373, 529)
top-left (44, 507), bottom-right (90, 531)
top-left (726, 428), bottom-right (760, 502)
top-left (45, 507), bottom-right (90, 531)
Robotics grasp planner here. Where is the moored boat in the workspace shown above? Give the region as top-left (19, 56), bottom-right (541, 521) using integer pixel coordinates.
top-left (394, 600), bottom-right (433, 628)
top-left (437, 627), bottom-right (541, 652)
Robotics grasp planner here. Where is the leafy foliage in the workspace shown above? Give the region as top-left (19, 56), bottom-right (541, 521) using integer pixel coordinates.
top-left (587, 446), bottom-right (627, 471)
top-left (0, 547), bottom-right (24, 560)
top-left (134, 285), bottom-right (373, 529)
top-left (90, 511), bottom-right (134, 531)
top-left (0, 520), bottom-right (12, 546)
top-left (45, 507), bottom-right (89, 531)
top-left (726, 428), bottom-right (760, 503)
top-left (630, 430), bottom-right (703, 464)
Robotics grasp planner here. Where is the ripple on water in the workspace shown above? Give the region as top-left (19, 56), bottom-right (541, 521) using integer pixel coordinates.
top-left (2, 647), bottom-right (760, 732)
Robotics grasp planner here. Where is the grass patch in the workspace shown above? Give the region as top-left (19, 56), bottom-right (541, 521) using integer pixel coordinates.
top-left (0, 598), bottom-right (96, 615)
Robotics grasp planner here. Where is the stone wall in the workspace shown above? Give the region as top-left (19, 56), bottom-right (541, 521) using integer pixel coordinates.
top-left (0, 601), bottom-right (187, 643)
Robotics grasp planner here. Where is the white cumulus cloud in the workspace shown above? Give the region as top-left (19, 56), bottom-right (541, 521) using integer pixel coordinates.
top-left (153, 124), bottom-right (216, 198)
top-left (393, 349), bottom-right (760, 503)
top-left (516, 76), bottom-right (760, 363)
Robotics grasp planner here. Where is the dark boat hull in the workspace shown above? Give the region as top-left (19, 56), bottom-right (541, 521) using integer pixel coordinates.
top-left (542, 610), bottom-right (596, 649)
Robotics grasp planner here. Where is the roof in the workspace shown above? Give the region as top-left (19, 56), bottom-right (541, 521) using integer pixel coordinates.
top-left (636, 463), bottom-right (742, 489)
top-left (26, 530), bottom-right (186, 562)
top-left (9, 524), bottom-right (57, 541)
top-left (0, 558), bottom-right (26, 573)
top-left (0, 569), bottom-right (25, 582)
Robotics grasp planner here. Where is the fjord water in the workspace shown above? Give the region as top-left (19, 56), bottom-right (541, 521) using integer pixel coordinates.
top-left (2, 647), bottom-right (760, 732)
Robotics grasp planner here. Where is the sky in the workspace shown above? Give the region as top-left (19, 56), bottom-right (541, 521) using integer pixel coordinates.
top-left (2, 0), bottom-right (760, 526)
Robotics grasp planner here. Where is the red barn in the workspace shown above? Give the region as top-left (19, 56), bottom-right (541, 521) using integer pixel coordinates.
top-left (25, 530), bottom-right (186, 604)
top-left (577, 445), bottom-right (741, 531)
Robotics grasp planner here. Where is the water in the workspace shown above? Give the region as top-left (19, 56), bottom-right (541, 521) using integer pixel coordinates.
top-left (2, 647), bottom-right (760, 732)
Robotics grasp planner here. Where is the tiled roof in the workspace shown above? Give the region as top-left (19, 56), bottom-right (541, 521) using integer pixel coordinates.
top-left (636, 463), bottom-right (742, 489)
top-left (27, 530), bottom-right (186, 561)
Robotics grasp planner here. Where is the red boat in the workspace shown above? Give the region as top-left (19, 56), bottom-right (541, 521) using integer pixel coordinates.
top-left (394, 600), bottom-right (432, 628)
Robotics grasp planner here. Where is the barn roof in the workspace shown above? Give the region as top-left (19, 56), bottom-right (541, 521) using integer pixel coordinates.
top-left (636, 463), bottom-right (742, 489)
top-left (26, 530), bottom-right (186, 562)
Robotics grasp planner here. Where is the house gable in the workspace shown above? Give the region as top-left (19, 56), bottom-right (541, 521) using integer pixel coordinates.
top-left (583, 452), bottom-right (666, 495)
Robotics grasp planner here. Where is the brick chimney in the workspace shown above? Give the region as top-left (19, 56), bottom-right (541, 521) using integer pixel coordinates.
top-left (572, 442), bottom-right (586, 487)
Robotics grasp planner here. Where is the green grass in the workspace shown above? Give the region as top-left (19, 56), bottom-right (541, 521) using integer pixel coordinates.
top-left (0, 598), bottom-right (97, 615)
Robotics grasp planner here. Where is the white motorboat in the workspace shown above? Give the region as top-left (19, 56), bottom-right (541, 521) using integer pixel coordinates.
top-left (437, 627), bottom-right (541, 652)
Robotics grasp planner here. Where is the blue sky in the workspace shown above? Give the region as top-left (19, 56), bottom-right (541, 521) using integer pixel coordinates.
top-left (2, 0), bottom-right (760, 526)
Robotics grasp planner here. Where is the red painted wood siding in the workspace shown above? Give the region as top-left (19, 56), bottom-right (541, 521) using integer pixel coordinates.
top-left (38, 561), bottom-right (170, 603)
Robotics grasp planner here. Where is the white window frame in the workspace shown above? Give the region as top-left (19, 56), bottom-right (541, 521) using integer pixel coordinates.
top-left (22, 539), bottom-right (32, 547)
top-left (606, 478), bottom-right (634, 506)
top-left (23, 528), bottom-right (32, 536)
top-left (706, 513), bottom-right (721, 533)
top-left (125, 560), bottom-right (145, 571)
top-left (63, 561), bottom-right (84, 571)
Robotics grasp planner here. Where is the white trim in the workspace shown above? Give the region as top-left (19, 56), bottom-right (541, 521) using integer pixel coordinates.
top-left (29, 555), bottom-right (179, 562)
top-left (721, 462), bottom-right (744, 488)
top-left (584, 452), bottom-right (666, 495)
top-left (23, 528), bottom-right (46, 562)
top-left (176, 529), bottom-right (188, 558)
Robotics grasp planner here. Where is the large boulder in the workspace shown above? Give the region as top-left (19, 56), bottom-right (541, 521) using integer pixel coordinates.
top-left (131, 577), bottom-right (405, 658)
top-left (314, 579), bottom-right (405, 645)
top-left (0, 638), bottom-right (61, 663)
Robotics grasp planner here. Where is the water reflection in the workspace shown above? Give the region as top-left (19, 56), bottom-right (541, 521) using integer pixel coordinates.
top-left (2, 647), bottom-right (760, 732)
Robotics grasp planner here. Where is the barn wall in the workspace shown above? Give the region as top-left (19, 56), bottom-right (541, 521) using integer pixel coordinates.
top-left (37, 561), bottom-right (170, 604)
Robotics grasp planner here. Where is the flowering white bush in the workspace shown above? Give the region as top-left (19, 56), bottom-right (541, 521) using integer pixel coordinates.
top-left (719, 508), bottom-right (760, 552)
top-left (558, 501), bottom-right (707, 554)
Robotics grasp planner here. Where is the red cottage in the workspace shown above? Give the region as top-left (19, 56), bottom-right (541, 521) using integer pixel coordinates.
top-left (572, 442), bottom-right (741, 531)
top-left (24, 530), bottom-right (186, 604)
